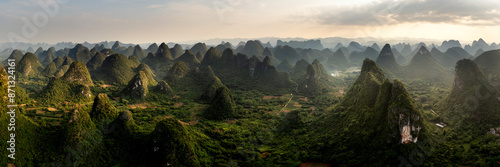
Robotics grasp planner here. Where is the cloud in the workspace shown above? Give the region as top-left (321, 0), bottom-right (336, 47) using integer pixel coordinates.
top-left (305, 0), bottom-right (500, 26)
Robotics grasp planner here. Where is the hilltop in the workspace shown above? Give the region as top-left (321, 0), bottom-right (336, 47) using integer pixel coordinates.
top-left (439, 59), bottom-right (500, 132)
top-left (39, 61), bottom-right (94, 104)
top-left (309, 59), bottom-right (427, 166)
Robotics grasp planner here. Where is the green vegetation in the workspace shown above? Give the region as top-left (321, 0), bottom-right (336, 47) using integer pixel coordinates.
top-left (122, 71), bottom-right (150, 99)
top-left (128, 55), bottom-right (140, 67)
top-left (134, 63), bottom-right (158, 86)
top-left (52, 56), bottom-right (64, 67)
top-left (439, 59), bottom-right (500, 133)
top-left (376, 44), bottom-right (401, 72)
top-left (86, 52), bottom-right (106, 71)
top-left (396, 46), bottom-right (453, 87)
top-left (132, 44), bottom-right (146, 60)
top-left (42, 62), bottom-right (58, 77)
top-left (474, 49), bottom-right (500, 90)
top-left (142, 42), bottom-right (174, 74)
top-left (90, 93), bottom-right (119, 122)
top-left (69, 44), bottom-right (92, 64)
top-left (301, 59), bottom-right (429, 166)
top-left (3, 41), bottom-right (500, 166)
top-left (175, 50), bottom-right (201, 67)
top-left (155, 80), bottom-right (174, 95)
top-left (167, 61), bottom-right (190, 79)
top-left (38, 61), bottom-right (94, 104)
top-left (93, 53), bottom-right (137, 85)
top-left (326, 49), bottom-right (351, 71)
top-left (149, 118), bottom-right (200, 166)
top-left (18, 52), bottom-right (43, 77)
top-left (277, 59), bottom-right (293, 72)
top-left (170, 44), bottom-right (184, 59)
top-left (349, 47), bottom-right (378, 65)
top-left (291, 59), bottom-right (343, 95)
top-left (203, 86), bottom-right (236, 120)
top-left (240, 40), bottom-right (265, 59)
top-left (190, 42), bottom-right (208, 56)
top-left (202, 48), bottom-right (297, 94)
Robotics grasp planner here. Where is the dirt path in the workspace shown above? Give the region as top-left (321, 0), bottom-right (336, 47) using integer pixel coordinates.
top-left (279, 95), bottom-right (294, 114)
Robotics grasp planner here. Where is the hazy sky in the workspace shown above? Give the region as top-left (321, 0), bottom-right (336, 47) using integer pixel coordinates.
top-left (1, 0), bottom-right (499, 44)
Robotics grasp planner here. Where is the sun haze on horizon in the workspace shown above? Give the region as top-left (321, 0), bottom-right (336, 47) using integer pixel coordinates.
top-left (1, 0), bottom-right (499, 44)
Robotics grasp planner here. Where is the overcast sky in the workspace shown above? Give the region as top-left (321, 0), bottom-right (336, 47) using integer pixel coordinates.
top-left (1, 0), bottom-right (499, 44)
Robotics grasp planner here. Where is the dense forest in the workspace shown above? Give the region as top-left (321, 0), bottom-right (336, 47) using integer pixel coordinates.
top-left (0, 39), bottom-right (500, 166)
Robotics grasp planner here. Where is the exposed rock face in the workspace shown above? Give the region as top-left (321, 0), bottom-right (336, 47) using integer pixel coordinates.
top-left (135, 63), bottom-right (158, 86)
top-left (156, 80), bottom-right (173, 95)
top-left (333, 59), bottom-right (424, 144)
top-left (386, 80), bottom-right (422, 144)
top-left (122, 71), bottom-right (149, 99)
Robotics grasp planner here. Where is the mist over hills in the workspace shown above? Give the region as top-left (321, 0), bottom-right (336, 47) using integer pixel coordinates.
top-left (2, 37), bottom-right (500, 166)
top-left (439, 59), bottom-right (500, 133)
top-left (2, 37), bottom-right (497, 60)
top-left (4, 37), bottom-right (499, 95)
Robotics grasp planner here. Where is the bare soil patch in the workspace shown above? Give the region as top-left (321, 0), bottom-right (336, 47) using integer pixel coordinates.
top-left (128, 103), bottom-right (149, 109)
top-left (263, 96), bottom-right (276, 100)
top-left (174, 102), bottom-right (184, 108)
top-left (299, 162), bottom-right (331, 167)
